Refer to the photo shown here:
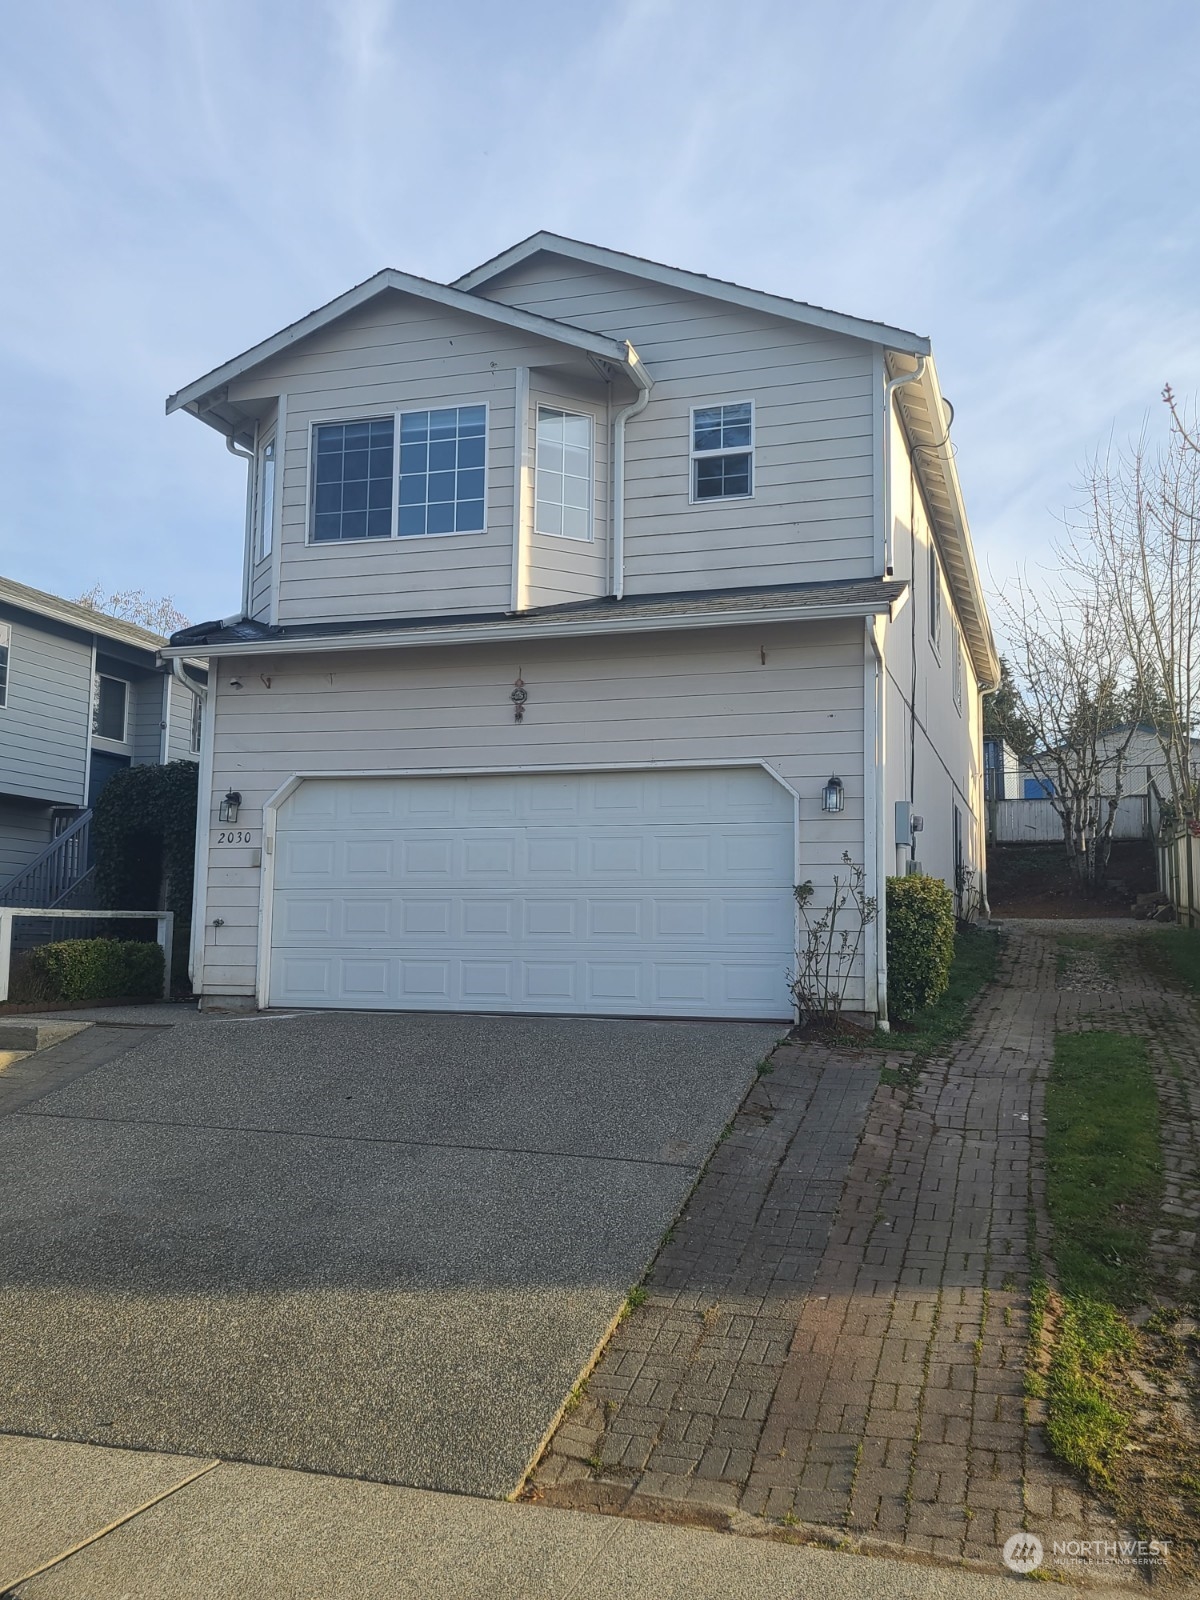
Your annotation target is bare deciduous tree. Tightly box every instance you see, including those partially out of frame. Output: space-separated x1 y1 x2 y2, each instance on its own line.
991 568 1140 887
1069 403 1200 827
75 585 189 636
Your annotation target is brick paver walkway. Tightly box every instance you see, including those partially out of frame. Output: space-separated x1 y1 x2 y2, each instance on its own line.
0 1025 163 1118
530 921 1200 1582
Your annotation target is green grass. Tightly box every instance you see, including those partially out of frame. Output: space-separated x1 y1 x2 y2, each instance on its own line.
1042 1296 1136 1487
1044 1031 1162 1305
871 929 999 1060
1141 925 1200 995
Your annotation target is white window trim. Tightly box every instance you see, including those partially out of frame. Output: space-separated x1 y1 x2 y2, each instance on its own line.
952 624 963 713
689 399 755 506
0 622 10 709
534 404 594 542
257 431 277 563
306 404 490 545
93 673 129 745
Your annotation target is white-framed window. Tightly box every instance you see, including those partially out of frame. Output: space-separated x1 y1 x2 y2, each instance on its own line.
691 400 753 501
535 406 592 540
310 406 488 542
93 675 128 742
929 539 943 652
952 626 963 712
190 691 202 753
257 433 276 561
0 622 9 708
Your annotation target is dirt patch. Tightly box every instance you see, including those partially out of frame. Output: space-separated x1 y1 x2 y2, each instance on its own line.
988 840 1157 919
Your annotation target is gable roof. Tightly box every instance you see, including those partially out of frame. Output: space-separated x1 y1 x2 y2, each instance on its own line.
166 267 642 437
453 231 932 357
0 576 167 655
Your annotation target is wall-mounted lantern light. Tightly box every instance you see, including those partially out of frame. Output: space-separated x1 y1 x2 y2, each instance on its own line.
821 774 845 814
218 789 242 824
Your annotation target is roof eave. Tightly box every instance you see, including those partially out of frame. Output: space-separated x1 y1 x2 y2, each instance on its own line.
166 268 636 423
454 232 932 358
159 587 910 662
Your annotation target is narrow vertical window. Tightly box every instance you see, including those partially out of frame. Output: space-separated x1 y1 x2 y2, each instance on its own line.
952 627 962 711
258 435 276 560
535 407 592 539
0 623 9 707
190 691 202 753
93 675 128 741
691 401 753 500
929 540 943 651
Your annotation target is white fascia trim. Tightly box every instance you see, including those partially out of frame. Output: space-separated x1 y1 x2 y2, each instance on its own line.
160 589 911 662
166 269 634 419
255 756 802 1015
453 232 932 358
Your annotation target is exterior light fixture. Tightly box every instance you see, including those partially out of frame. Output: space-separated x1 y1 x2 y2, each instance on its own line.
821 775 845 814
218 789 242 824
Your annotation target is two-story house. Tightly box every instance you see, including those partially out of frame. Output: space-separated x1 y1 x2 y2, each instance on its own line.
164 234 998 1024
0 578 203 907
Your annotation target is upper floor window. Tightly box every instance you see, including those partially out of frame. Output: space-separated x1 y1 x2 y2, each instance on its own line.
691 401 753 501
929 540 943 652
535 407 592 540
952 626 962 711
93 674 128 742
310 407 488 542
398 406 486 537
0 623 9 708
313 418 395 542
190 691 202 753
257 435 276 560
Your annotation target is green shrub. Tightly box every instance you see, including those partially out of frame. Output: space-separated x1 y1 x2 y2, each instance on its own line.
11 938 164 1004
886 874 956 1020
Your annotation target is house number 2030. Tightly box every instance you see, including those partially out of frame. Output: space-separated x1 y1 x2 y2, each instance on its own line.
215 830 254 845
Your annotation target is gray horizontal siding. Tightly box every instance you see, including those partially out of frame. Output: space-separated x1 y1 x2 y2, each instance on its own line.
199 621 866 996
478 255 879 596
0 796 55 887
0 617 91 806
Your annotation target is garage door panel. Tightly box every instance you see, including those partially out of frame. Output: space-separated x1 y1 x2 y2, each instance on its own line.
270 770 795 1019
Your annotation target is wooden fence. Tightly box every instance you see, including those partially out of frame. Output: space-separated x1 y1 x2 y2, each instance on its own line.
1156 829 1200 929
990 795 1151 845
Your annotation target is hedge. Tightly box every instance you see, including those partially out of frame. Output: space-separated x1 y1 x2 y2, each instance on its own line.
886 874 956 1020
10 938 164 1004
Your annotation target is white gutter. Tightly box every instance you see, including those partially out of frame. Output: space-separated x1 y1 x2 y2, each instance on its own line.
610 344 653 600
158 587 910 661
881 355 927 576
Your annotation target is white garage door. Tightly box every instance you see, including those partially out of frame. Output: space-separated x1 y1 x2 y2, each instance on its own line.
268 768 795 1019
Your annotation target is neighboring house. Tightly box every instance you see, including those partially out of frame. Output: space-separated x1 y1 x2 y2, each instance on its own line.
1014 725 1200 804
0 577 203 905
983 736 1021 801
164 233 999 1023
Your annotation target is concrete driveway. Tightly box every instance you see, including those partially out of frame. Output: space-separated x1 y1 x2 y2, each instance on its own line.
0 1010 780 1497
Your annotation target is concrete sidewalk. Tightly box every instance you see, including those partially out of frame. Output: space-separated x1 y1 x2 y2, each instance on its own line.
1 1434 1120 1599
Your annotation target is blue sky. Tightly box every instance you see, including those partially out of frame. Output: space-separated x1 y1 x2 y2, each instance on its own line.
1 0 1197 623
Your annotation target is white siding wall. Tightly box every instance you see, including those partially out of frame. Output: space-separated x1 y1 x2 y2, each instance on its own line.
881 407 984 902
0 616 90 806
198 621 867 1000
478 255 879 594
228 294 611 626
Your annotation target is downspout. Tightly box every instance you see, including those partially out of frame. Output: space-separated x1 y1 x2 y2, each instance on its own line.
227 431 255 619
171 657 209 987
611 343 653 600
881 355 927 576
869 619 890 1029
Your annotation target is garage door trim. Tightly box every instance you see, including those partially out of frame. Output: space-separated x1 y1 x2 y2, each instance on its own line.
255 760 800 1014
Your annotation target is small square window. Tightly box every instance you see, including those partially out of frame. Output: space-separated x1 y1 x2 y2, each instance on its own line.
691 401 753 501
94 675 127 742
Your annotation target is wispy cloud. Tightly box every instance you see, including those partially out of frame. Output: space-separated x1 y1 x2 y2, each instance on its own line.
0 0 1197 617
